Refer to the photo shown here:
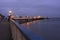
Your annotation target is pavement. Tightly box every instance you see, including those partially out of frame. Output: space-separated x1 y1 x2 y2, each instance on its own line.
0 18 12 40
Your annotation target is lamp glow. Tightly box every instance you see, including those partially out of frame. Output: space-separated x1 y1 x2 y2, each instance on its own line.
9 10 12 13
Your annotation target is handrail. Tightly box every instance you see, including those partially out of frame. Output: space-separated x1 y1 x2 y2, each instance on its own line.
10 20 43 40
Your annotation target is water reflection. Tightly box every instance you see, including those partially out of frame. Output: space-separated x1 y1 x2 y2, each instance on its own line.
21 20 39 29
21 20 43 37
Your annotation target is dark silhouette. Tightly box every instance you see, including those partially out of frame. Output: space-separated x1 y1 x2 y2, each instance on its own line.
8 15 11 23
0 14 5 21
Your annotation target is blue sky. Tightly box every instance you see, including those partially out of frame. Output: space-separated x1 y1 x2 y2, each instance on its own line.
0 0 60 18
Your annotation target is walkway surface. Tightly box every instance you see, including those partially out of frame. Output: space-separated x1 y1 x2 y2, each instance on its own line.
0 19 12 40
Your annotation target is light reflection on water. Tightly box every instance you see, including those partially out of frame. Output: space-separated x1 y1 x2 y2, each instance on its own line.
20 20 44 39
21 20 39 29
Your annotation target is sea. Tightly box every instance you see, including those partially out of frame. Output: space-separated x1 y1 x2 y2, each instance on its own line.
16 18 60 40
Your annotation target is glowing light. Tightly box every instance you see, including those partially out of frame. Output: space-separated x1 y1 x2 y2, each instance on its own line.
11 16 14 18
37 16 41 18
8 10 12 16
9 10 12 13
33 16 36 19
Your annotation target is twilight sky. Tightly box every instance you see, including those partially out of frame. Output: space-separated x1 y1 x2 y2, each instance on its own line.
0 0 60 18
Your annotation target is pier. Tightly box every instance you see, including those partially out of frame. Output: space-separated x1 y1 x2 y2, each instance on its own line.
13 16 48 20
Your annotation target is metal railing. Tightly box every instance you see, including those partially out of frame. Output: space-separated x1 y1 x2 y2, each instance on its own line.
10 20 42 40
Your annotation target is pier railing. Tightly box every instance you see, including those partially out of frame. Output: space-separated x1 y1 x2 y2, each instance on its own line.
10 19 42 40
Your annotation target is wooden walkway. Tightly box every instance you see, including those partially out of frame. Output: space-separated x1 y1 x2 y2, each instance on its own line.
0 19 12 40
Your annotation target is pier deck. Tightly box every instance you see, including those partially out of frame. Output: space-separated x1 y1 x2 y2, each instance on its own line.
0 19 12 40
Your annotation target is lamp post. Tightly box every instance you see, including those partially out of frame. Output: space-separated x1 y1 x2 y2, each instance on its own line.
8 10 12 22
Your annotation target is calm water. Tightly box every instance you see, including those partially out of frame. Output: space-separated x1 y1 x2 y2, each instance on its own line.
19 18 60 40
